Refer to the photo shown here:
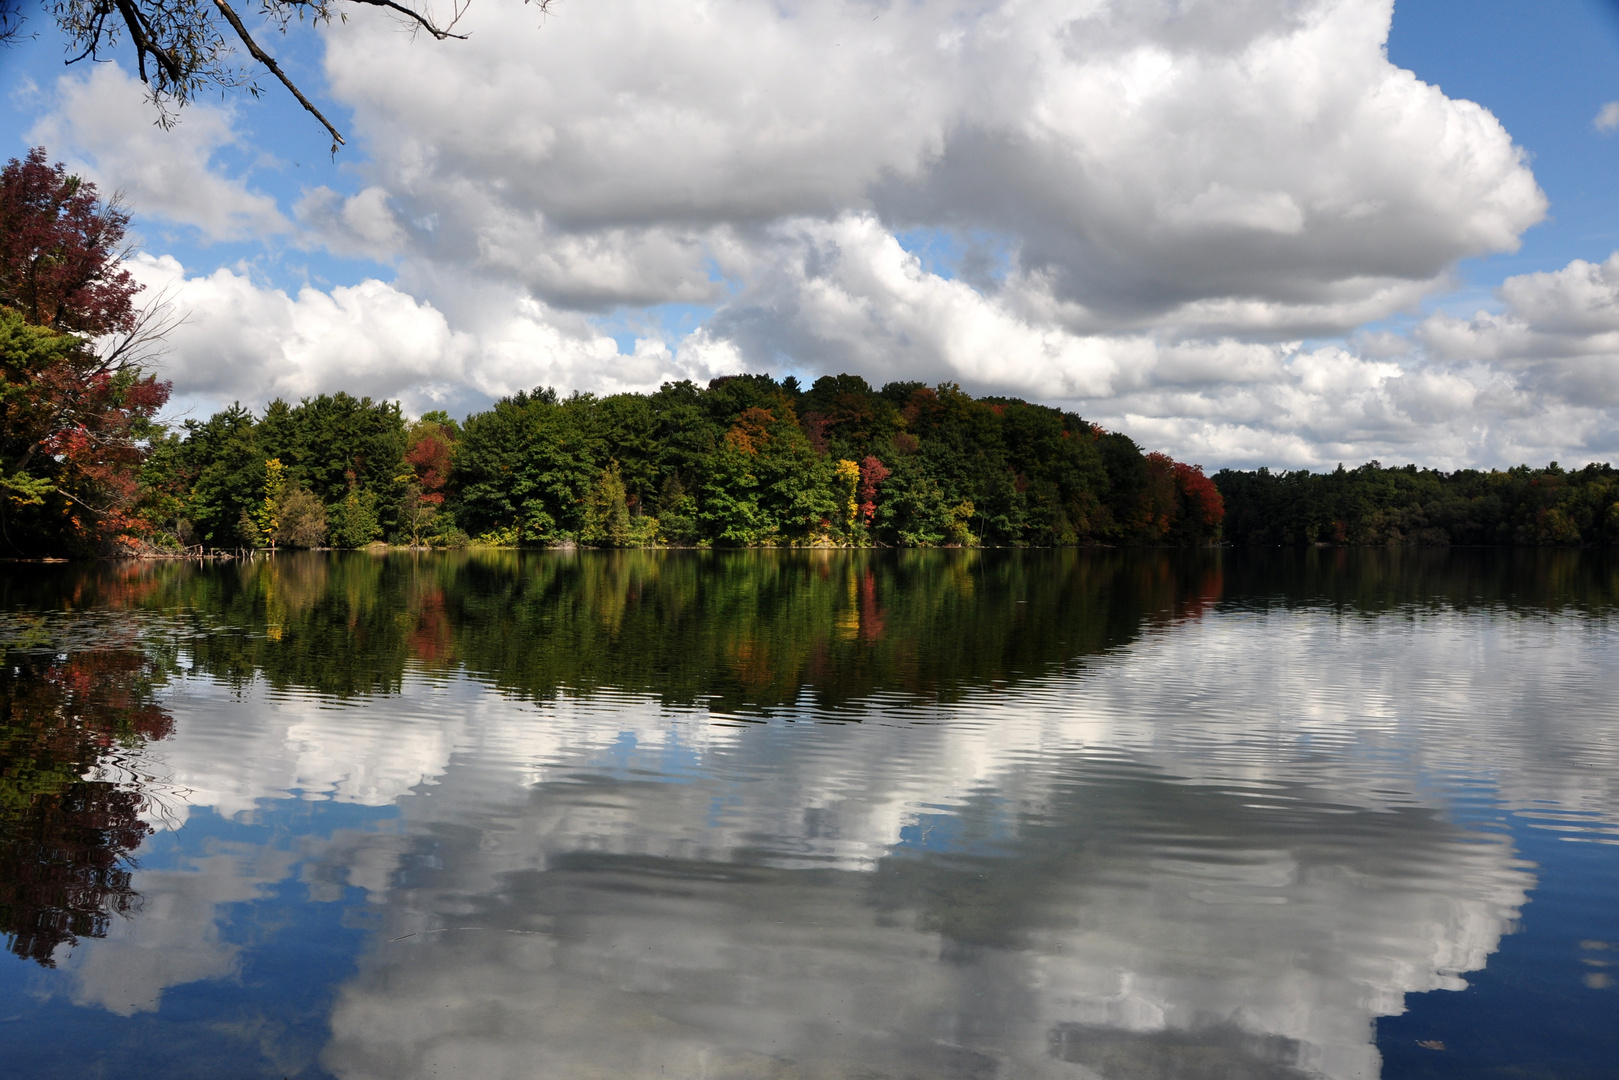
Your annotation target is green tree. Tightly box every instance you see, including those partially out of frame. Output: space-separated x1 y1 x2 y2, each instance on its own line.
580 462 632 547
259 392 408 536
180 404 262 550
328 483 382 548
276 486 328 548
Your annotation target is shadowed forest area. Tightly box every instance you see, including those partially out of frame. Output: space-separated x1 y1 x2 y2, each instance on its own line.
1213 461 1619 547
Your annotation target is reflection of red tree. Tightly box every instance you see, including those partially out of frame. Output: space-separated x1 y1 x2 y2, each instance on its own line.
859 568 886 642
410 589 455 664
0 652 173 966
1175 566 1226 623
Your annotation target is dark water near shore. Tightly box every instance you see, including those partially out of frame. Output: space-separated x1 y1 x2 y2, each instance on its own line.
0 549 1615 1079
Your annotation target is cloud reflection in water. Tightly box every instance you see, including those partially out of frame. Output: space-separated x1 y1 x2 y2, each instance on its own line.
6 552 1615 1079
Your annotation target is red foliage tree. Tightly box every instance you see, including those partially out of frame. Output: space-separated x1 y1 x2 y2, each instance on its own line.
405 422 455 507
1172 460 1225 531
0 148 139 336
0 148 171 556
1142 453 1225 545
857 455 890 526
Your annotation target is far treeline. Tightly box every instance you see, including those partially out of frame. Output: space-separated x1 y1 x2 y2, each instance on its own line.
1214 461 1619 547
137 377 1227 553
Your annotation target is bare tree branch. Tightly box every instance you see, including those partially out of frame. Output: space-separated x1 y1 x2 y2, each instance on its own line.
114 0 187 85
210 0 346 147
343 0 469 40
42 0 558 146
95 287 186 378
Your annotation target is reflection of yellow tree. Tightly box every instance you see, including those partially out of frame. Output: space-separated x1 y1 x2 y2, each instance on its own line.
254 548 332 642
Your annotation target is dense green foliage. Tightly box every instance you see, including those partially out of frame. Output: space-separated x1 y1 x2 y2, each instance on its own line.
1216 461 1619 546
154 374 1224 551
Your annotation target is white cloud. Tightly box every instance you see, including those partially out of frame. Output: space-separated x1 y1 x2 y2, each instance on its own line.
28 65 289 243
1417 253 1619 408
677 217 1619 468
294 185 409 260
31 0 1604 466
127 254 721 418
321 0 1544 331
1595 101 1619 132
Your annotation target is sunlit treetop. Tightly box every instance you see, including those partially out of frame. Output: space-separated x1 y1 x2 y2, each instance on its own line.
0 147 139 337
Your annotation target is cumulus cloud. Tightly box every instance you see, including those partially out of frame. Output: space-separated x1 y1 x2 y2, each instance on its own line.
324 0 1544 332
1417 253 1619 409
28 65 289 243
294 185 409 260
28 0 1602 466
683 216 1618 468
1596 101 1619 132
127 254 722 418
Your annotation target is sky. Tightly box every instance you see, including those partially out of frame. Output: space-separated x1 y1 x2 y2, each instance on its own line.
2 0 1618 470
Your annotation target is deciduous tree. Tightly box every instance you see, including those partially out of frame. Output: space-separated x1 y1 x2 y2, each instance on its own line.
0 150 170 556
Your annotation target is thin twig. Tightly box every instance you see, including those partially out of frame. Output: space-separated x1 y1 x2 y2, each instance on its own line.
345 0 469 40
211 0 346 147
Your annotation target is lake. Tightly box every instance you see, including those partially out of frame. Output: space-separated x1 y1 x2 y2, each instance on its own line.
1 549 1616 1079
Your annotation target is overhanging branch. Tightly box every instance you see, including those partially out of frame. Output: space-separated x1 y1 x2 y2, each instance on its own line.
211 0 346 147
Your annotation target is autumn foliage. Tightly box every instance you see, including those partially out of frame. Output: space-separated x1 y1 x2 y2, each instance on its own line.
0 148 138 336
0 149 171 557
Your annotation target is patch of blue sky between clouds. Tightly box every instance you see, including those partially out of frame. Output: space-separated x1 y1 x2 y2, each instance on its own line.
894 226 1016 288
593 254 736 357
1388 0 1619 285
595 301 718 357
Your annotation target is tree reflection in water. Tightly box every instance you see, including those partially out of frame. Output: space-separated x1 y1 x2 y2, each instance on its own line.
0 651 173 966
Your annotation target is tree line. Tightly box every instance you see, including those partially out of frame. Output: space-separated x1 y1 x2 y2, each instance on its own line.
10 146 1615 556
0 147 1229 556
139 375 1226 552
1214 461 1619 547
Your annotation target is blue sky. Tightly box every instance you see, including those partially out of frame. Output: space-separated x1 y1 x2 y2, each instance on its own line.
3 0 1619 468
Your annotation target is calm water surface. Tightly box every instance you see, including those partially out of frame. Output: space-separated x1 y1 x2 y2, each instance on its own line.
0 550 1616 1079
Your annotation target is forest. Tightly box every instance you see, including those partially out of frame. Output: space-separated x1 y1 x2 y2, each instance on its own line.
0 146 1216 557
136 377 1225 553
1213 461 1619 547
